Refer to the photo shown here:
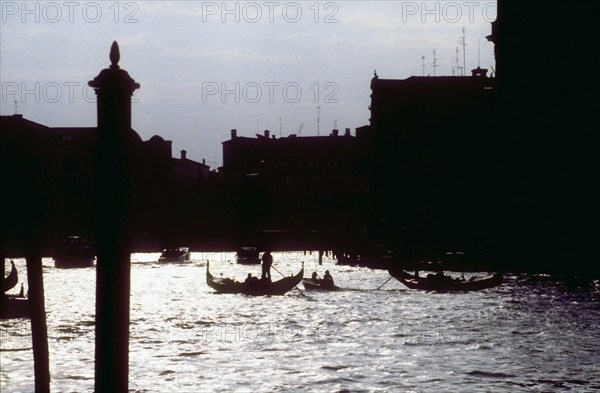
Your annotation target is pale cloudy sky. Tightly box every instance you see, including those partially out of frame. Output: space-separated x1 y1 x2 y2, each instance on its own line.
1 1 496 166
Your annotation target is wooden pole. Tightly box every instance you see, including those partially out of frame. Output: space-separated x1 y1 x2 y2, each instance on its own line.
376 275 394 290
89 41 139 392
22 161 50 392
26 249 50 392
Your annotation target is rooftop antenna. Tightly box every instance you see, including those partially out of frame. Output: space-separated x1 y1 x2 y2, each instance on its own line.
453 47 460 76
478 37 481 68
14 100 19 115
431 49 439 76
458 27 467 76
421 55 426 76
316 106 321 136
334 119 338 130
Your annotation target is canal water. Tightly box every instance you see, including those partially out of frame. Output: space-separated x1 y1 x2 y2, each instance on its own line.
2 253 599 392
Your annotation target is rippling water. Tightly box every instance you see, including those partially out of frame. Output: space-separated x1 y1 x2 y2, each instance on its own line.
2 253 599 392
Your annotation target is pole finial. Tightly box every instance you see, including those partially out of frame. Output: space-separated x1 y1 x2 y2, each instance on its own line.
110 41 120 69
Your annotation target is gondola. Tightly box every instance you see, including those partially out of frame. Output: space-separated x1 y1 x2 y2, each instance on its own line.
2 261 29 319
206 262 304 295
389 268 503 292
2 260 18 292
302 278 339 290
1 296 30 319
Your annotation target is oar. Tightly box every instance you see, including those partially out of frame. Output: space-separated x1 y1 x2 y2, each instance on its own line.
272 263 304 294
377 275 394 290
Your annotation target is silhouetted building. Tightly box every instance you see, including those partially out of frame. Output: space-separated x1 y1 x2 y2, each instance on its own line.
485 0 600 272
221 128 371 250
172 150 212 186
0 114 173 253
368 71 497 262
367 0 599 273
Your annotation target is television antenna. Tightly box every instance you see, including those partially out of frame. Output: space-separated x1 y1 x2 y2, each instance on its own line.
478 38 481 68
316 106 321 136
421 55 426 76
453 47 463 76
431 49 440 76
458 27 467 76
14 100 19 115
297 123 304 136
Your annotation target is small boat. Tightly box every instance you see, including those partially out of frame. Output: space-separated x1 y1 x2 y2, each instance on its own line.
0 296 30 319
335 245 394 270
302 278 339 290
54 235 95 268
206 261 304 296
236 246 261 264
389 268 503 292
158 247 192 263
2 262 29 319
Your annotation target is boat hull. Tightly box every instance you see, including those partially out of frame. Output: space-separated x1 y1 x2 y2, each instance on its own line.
302 278 339 290
0 296 30 319
158 248 191 263
389 269 503 292
236 257 261 265
2 261 18 292
54 236 95 268
236 247 261 264
207 263 303 296
54 256 95 268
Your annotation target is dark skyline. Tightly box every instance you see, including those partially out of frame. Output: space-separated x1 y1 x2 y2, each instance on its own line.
1 1 496 164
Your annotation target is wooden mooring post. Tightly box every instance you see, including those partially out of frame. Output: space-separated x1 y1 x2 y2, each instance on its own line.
26 248 50 392
88 41 139 392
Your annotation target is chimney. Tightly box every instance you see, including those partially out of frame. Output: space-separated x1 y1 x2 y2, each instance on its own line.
202 159 206 165
345 128 351 136
471 67 488 78
264 129 270 138
332 129 339 136
231 129 237 139
181 150 187 160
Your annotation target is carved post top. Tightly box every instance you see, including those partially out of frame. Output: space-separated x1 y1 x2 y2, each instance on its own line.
88 41 140 93
110 41 120 69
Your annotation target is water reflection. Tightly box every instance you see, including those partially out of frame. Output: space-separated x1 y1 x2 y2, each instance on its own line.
2 253 599 392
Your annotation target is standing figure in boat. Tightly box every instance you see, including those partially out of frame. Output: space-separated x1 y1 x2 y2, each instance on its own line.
323 270 334 284
261 250 273 281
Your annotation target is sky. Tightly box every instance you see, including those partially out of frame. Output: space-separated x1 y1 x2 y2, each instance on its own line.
1 1 497 167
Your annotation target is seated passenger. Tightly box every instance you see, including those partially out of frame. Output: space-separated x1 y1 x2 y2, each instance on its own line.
245 273 259 284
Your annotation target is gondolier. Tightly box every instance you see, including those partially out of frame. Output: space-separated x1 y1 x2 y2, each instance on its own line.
261 250 273 281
